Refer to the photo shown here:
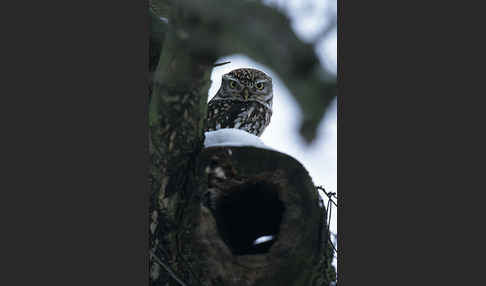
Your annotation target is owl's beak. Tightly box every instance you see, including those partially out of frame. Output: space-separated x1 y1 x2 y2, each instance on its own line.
243 88 249 100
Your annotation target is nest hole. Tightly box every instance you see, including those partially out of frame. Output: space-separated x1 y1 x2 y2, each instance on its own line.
214 181 285 255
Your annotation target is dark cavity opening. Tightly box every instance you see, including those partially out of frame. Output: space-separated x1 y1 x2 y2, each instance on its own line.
214 182 285 255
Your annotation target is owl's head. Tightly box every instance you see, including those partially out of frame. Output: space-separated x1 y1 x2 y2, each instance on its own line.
216 68 273 108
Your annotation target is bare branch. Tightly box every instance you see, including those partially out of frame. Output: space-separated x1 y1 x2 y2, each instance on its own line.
212 61 231 67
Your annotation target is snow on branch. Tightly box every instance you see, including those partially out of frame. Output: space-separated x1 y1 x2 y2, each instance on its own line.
204 128 274 150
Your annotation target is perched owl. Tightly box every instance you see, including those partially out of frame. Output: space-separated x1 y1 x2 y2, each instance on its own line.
205 68 273 137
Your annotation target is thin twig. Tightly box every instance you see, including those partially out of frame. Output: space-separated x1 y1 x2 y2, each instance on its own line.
213 61 231 67
326 203 338 254
150 250 187 286
329 237 337 253
324 197 331 249
317 185 338 255
317 186 338 207
327 201 337 255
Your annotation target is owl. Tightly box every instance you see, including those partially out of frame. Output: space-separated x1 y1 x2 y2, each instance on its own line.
205 68 273 137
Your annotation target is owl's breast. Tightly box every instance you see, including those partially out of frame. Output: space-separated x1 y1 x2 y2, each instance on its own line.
205 100 272 137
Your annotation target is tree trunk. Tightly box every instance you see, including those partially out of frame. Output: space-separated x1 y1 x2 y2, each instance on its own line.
195 146 336 286
148 1 337 285
150 145 335 286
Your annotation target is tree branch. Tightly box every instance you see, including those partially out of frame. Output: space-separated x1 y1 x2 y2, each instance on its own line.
148 1 337 285
193 146 337 285
176 0 337 142
149 2 217 285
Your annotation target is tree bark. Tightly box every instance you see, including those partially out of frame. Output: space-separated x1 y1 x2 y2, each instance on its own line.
195 146 336 286
148 1 337 285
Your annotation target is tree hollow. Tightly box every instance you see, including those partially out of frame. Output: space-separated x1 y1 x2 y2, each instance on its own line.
194 146 328 286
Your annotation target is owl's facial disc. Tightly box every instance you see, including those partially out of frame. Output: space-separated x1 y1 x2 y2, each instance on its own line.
219 70 273 106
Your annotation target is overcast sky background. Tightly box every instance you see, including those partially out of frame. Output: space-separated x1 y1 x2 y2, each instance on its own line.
208 0 338 251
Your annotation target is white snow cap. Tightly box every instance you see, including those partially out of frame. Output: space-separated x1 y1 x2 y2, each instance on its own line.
204 128 273 150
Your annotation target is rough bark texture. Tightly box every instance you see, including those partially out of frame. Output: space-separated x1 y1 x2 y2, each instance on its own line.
195 146 336 286
149 1 337 285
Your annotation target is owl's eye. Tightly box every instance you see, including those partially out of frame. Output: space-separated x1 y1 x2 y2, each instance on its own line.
255 82 264 90
229 81 237 89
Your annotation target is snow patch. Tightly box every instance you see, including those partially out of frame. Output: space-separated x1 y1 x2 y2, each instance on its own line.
204 128 273 150
253 235 275 245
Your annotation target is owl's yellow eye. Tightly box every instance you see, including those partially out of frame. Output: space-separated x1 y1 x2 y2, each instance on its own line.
229 81 237 88
255 83 264 90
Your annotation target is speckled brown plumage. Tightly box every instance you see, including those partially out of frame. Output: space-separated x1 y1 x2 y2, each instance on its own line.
205 68 273 137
